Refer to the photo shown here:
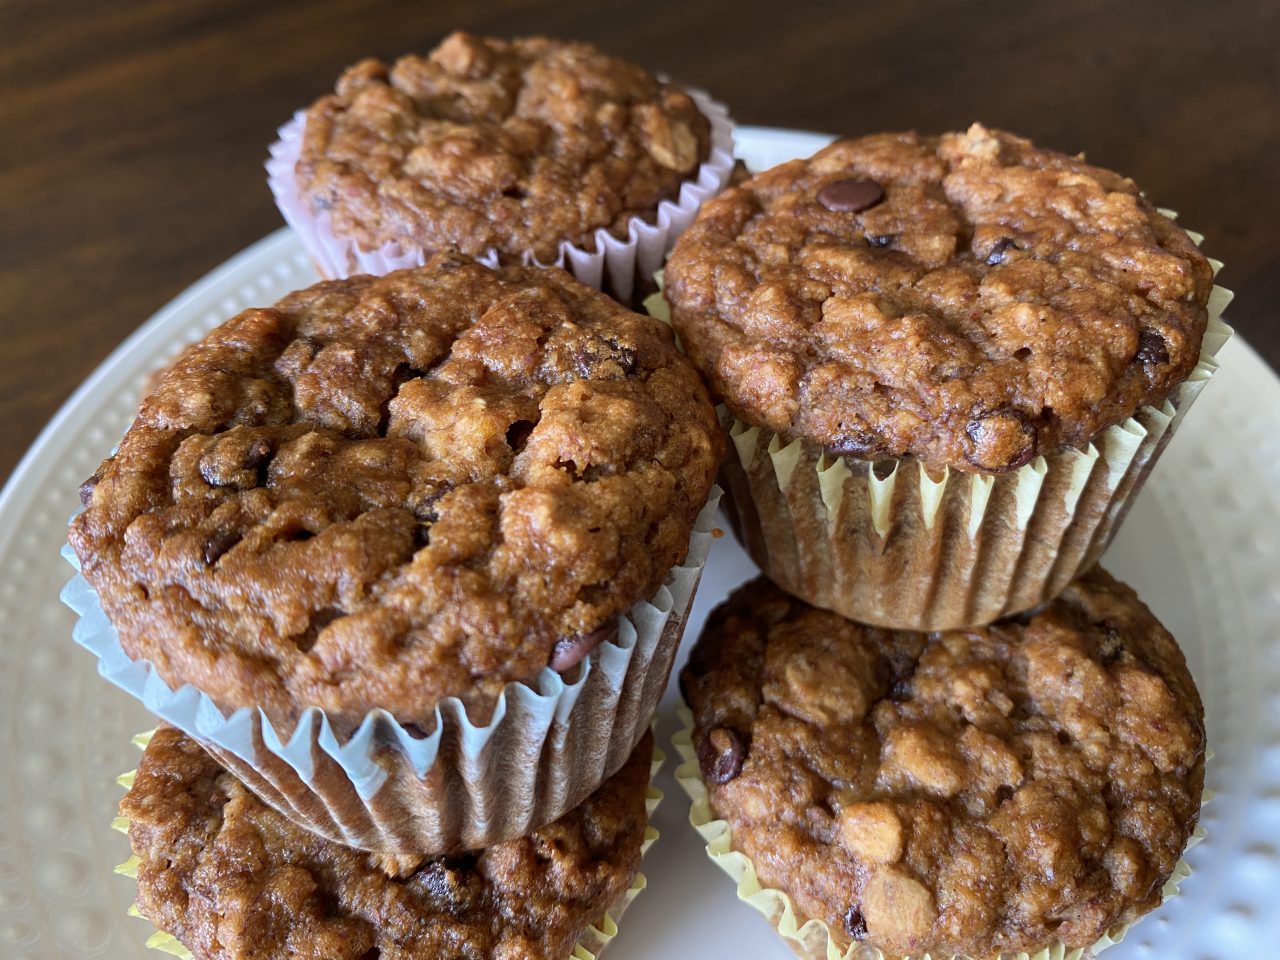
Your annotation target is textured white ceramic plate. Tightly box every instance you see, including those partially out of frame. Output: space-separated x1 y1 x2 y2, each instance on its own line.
2 127 1278 960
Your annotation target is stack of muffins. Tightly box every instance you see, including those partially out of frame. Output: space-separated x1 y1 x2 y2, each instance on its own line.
65 33 732 960
665 127 1228 959
60 29 1231 960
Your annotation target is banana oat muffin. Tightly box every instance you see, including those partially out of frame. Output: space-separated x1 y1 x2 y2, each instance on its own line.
70 254 721 732
295 31 712 267
663 124 1225 631
681 569 1205 959
122 726 653 960
666 124 1213 473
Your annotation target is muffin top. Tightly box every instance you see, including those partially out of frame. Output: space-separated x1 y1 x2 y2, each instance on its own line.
665 124 1213 472
122 725 652 960
70 255 721 731
296 31 712 264
681 569 1204 959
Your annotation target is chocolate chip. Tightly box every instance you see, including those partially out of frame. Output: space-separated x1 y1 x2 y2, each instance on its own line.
817 178 885 213
995 784 1015 806
548 621 620 672
866 232 895 248
964 408 1038 472
1134 329 1170 365
203 529 241 566
986 236 1017 265
573 337 637 380
1056 730 1071 745
697 726 748 784
843 905 868 940
244 439 272 468
78 471 102 507
825 430 883 459
1099 626 1126 666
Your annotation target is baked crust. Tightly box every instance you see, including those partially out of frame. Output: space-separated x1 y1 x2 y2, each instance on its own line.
297 32 711 264
682 569 1205 958
123 726 652 960
70 255 721 730
666 125 1213 472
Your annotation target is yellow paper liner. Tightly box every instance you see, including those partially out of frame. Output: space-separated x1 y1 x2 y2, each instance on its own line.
650 223 1232 631
673 708 1207 960
115 731 663 960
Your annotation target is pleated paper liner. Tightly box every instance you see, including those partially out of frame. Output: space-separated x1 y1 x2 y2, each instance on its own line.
673 708 1207 960
66 489 718 856
267 86 735 305
690 224 1231 630
114 731 664 960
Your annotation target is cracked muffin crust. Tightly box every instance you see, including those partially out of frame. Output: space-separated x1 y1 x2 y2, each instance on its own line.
681 570 1205 959
296 32 712 265
70 254 721 731
122 726 653 960
665 124 1213 473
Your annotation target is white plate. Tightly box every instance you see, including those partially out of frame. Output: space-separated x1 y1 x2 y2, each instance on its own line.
1 127 1277 960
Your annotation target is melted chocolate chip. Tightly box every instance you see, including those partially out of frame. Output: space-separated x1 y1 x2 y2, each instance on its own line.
1099 626 1126 666
843 905 868 940
866 232 895 248
825 430 884 459
817 178 885 214
986 236 1017 265
1135 329 1170 365
244 439 272 468
574 337 638 379
549 621 620 672
203 529 242 566
697 726 748 784
964 408 1038 472
78 471 102 507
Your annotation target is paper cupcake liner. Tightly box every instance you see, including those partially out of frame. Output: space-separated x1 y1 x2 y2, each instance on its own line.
64 488 718 855
673 708 1207 960
266 86 735 304
114 730 663 960
717 243 1231 630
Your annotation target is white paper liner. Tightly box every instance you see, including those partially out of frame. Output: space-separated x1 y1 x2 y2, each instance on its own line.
673 708 1207 960
712 243 1231 631
115 731 664 960
266 86 735 303
65 489 718 855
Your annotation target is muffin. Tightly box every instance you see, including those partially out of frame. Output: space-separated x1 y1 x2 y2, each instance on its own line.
268 31 735 303
676 570 1206 960
66 253 721 854
117 726 659 960
664 124 1231 629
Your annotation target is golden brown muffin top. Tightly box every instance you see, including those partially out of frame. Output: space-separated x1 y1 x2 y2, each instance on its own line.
681 569 1205 959
70 255 721 731
665 125 1213 472
122 726 652 960
296 32 711 264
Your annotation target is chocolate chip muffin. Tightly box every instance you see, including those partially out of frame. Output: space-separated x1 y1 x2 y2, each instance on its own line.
273 32 733 299
663 124 1228 629
121 726 654 960
71 254 721 732
680 570 1205 960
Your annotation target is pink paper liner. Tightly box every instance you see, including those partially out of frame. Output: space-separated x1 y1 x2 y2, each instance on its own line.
267 86 735 303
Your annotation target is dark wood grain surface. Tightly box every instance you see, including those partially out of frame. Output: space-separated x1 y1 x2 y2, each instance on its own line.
2 0 1277 484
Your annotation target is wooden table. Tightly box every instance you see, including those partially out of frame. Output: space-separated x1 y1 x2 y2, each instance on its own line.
3 0 1276 483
